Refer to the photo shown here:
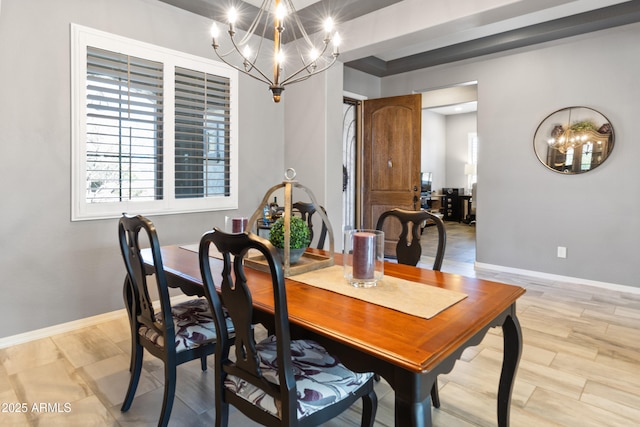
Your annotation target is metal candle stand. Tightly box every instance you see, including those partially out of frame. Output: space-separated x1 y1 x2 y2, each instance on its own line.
247 168 334 277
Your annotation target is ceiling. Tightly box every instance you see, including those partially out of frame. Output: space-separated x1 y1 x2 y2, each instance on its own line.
159 0 640 77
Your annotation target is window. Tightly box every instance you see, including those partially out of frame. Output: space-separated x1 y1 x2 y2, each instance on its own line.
84 47 164 204
71 24 238 220
174 67 231 199
580 142 593 171
565 147 574 169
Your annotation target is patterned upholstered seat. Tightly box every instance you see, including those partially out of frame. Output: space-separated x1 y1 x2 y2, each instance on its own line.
225 336 374 419
198 229 377 426
138 298 234 352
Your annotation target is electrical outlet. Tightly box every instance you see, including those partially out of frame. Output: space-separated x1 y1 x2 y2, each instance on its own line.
557 246 567 258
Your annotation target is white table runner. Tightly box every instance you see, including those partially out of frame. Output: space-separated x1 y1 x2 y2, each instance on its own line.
292 265 467 319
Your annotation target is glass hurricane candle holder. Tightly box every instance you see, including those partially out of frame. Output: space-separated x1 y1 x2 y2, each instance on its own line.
225 216 248 233
343 229 384 287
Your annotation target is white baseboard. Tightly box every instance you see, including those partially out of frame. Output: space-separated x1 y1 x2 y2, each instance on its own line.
0 309 127 349
475 262 640 294
0 294 194 349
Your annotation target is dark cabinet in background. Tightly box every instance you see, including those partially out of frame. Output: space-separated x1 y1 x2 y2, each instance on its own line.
442 188 465 222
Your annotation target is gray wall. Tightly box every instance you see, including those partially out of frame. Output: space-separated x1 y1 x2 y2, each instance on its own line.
0 0 285 338
363 23 640 288
421 111 447 192
421 111 477 193
445 112 477 191
343 66 381 99
284 64 345 250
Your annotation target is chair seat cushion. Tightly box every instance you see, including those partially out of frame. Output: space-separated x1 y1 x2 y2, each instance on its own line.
139 298 233 352
224 336 373 420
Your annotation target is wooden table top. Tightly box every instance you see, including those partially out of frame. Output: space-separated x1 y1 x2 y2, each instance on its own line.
153 245 525 374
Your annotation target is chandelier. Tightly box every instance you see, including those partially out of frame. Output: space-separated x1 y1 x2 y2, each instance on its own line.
546 109 611 154
210 0 341 103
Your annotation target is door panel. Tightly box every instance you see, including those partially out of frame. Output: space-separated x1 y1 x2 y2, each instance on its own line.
362 94 421 255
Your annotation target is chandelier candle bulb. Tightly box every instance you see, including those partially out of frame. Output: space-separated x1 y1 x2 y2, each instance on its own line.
324 17 334 36
275 2 286 20
210 23 219 46
333 33 341 54
228 7 237 30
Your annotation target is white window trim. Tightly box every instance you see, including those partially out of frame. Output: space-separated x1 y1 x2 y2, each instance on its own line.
70 24 238 221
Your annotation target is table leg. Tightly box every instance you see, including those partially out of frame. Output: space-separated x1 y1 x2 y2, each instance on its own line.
498 311 523 427
393 372 435 427
395 395 431 427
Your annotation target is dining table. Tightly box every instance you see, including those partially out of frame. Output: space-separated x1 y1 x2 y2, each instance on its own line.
141 245 525 427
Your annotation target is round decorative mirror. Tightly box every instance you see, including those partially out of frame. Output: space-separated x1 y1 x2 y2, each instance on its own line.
534 106 614 174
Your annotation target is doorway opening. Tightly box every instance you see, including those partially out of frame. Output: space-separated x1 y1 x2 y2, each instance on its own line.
342 97 361 230
421 82 478 269
341 87 478 272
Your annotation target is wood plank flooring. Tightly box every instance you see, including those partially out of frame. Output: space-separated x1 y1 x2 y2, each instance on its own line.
1 222 639 426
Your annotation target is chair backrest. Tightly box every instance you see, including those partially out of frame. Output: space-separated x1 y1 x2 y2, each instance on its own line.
118 214 175 347
292 201 328 249
199 229 299 422
375 208 446 270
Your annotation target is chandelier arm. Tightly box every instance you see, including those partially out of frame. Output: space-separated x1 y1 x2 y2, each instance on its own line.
236 0 269 45
281 52 337 87
289 27 323 70
227 33 275 85
212 47 273 86
284 0 314 46
282 61 336 86
278 0 322 62
213 47 247 59
235 13 268 74
279 39 330 85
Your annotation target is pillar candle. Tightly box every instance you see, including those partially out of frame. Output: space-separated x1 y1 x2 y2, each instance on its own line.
232 217 248 233
353 231 376 279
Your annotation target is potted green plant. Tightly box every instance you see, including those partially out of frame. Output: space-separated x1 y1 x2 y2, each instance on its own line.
269 216 311 264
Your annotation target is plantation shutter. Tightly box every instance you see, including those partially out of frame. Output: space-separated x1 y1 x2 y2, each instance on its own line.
174 67 231 198
85 47 164 203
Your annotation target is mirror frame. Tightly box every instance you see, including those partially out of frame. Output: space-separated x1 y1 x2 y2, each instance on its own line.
534 106 614 174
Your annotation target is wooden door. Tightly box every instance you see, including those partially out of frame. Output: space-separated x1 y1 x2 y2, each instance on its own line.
362 94 422 255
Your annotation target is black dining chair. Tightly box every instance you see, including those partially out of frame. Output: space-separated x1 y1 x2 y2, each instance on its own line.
375 208 447 271
118 214 233 427
375 208 446 407
292 201 328 249
199 229 377 426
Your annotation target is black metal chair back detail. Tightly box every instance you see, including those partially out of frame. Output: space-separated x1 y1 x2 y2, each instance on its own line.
199 229 377 426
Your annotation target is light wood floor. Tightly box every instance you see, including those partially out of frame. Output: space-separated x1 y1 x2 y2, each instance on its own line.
1 223 639 426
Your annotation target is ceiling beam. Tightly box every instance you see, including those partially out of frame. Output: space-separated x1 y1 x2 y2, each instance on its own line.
345 1 640 77
159 0 402 43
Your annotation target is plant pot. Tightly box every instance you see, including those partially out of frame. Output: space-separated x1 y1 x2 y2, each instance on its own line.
277 247 307 264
